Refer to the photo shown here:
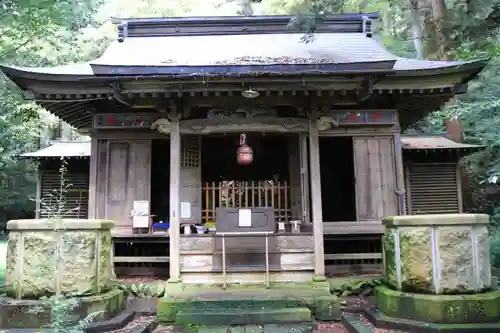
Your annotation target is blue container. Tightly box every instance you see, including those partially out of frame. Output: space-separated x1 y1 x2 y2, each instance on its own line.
151 222 170 229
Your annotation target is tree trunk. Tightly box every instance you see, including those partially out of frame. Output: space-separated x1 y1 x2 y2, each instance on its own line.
409 0 425 59
238 0 254 15
431 0 451 60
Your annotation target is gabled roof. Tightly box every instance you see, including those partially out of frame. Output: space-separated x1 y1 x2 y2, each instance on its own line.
1 32 486 79
0 14 487 79
0 14 488 130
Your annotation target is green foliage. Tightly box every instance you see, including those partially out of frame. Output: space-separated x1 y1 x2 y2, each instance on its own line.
29 295 104 333
329 277 384 297
116 281 166 298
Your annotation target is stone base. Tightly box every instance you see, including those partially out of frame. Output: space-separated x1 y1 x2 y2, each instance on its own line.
0 288 125 329
375 285 500 324
365 308 500 333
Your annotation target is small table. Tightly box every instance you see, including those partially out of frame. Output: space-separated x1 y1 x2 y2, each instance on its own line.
215 231 274 289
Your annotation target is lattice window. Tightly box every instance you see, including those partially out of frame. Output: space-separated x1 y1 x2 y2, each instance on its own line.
202 180 291 223
181 136 201 168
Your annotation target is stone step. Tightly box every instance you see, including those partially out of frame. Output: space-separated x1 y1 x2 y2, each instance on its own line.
175 307 312 326
197 323 314 333
157 297 315 322
341 314 372 333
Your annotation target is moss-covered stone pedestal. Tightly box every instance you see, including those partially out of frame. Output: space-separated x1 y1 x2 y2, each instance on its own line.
0 219 125 329
364 214 500 333
0 287 125 329
365 286 500 332
382 214 491 294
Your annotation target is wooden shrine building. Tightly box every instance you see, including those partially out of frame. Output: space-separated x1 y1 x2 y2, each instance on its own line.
3 13 487 282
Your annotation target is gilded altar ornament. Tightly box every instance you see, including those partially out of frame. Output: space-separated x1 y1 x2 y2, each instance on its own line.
236 133 253 165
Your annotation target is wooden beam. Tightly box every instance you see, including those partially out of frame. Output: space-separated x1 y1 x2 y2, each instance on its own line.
113 256 170 263
323 221 384 235
324 253 382 260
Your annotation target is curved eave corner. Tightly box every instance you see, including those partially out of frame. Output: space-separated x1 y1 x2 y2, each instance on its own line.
394 58 489 82
0 63 94 89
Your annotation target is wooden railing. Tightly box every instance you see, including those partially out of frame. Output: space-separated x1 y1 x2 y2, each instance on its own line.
202 180 291 224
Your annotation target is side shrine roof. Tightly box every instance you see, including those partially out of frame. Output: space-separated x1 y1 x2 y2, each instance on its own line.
22 141 91 159
22 137 484 160
0 14 487 79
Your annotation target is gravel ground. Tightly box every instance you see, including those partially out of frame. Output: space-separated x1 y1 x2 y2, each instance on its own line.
340 313 409 333
107 316 157 333
150 317 409 333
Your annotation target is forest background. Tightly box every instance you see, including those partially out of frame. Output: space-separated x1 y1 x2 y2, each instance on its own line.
1 0 500 260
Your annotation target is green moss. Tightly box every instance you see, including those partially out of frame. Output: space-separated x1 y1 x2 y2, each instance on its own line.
313 295 340 320
328 276 383 296
382 230 397 289
375 285 500 324
371 307 500 331
0 287 124 328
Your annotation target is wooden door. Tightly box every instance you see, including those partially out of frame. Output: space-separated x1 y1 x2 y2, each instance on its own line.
95 139 151 235
353 137 397 221
180 135 202 223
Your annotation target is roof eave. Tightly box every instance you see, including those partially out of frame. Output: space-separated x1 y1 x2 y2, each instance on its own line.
393 58 489 80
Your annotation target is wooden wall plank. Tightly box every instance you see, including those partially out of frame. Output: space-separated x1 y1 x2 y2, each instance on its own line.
354 137 397 220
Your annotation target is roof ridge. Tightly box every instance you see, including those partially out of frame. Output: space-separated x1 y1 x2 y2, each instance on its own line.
112 13 380 42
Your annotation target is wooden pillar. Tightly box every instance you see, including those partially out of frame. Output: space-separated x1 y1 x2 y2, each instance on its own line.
35 169 42 219
88 137 98 219
308 116 325 278
169 117 181 281
393 128 406 215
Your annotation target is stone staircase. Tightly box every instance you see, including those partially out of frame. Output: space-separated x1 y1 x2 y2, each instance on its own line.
157 283 338 332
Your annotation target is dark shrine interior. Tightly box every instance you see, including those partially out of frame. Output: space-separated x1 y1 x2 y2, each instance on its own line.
319 136 357 222
150 139 170 223
150 135 357 223
201 134 290 182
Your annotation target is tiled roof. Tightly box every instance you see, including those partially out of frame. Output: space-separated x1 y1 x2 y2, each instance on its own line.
1 33 482 77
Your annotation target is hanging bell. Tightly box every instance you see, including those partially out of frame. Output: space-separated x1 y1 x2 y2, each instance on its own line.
237 144 254 165
236 133 253 165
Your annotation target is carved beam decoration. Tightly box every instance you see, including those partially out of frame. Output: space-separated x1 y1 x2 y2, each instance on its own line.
206 107 278 119
151 118 171 134
317 116 339 131
180 117 309 134
151 100 182 134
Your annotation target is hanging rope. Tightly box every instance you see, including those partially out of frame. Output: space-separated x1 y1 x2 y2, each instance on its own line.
239 133 247 146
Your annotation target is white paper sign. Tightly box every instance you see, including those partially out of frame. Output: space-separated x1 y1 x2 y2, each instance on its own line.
181 202 192 219
238 209 252 227
133 200 149 216
133 215 149 228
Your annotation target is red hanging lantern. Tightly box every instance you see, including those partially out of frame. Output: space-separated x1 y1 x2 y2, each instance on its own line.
236 133 253 165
